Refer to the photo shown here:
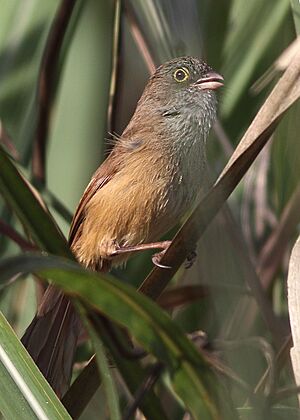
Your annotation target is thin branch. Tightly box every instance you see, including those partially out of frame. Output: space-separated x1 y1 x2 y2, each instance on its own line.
0 219 38 251
32 0 78 185
122 363 163 420
125 4 156 74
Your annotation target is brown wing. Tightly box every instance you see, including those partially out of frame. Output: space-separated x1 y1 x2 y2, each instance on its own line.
68 151 122 246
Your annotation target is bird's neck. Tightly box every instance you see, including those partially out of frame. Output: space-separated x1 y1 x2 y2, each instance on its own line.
121 91 217 168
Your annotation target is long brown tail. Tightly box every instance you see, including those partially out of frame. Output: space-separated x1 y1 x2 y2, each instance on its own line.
21 286 81 397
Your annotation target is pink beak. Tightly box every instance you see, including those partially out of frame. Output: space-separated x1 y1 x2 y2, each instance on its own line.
194 71 224 90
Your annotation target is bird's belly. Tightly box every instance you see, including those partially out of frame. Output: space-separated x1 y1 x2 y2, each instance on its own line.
73 153 205 269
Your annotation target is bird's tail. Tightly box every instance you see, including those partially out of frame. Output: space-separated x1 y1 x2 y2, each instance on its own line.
21 286 81 397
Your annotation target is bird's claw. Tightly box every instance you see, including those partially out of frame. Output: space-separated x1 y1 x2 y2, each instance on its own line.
152 250 171 269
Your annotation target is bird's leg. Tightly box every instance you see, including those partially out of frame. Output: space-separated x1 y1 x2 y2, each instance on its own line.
110 240 172 269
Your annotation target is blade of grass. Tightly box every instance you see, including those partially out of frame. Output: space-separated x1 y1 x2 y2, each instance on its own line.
0 311 71 420
287 235 300 404
290 0 300 34
221 0 290 118
83 318 121 420
0 145 71 256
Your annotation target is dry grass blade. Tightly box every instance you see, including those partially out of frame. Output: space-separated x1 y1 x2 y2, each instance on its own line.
258 184 300 289
139 49 300 300
251 36 300 94
287 236 300 405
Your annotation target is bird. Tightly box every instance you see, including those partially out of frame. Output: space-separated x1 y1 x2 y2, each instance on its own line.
22 56 224 396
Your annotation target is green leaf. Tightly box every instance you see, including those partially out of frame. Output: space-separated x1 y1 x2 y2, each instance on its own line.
0 146 71 257
221 0 290 119
0 253 237 420
84 319 121 420
290 0 300 34
0 311 71 420
238 405 300 419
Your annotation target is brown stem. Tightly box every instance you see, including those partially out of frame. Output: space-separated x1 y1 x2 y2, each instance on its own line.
32 0 78 185
125 3 156 73
0 219 37 251
122 363 163 420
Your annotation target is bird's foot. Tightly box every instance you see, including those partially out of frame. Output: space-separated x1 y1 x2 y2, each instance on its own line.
111 240 171 263
184 249 197 269
152 249 171 269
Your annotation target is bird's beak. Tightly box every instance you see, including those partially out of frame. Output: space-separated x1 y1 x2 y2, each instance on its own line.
194 71 224 90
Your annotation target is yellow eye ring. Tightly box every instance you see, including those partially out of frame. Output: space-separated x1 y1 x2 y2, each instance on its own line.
173 67 189 82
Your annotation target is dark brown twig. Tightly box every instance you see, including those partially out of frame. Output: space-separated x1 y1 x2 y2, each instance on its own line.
32 0 77 185
0 219 38 251
125 4 156 73
122 363 164 420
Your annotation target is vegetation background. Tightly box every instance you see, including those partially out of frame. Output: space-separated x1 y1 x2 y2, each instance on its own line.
0 0 300 419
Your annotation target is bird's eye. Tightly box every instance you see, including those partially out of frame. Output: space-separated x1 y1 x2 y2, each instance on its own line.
173 67 189 83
